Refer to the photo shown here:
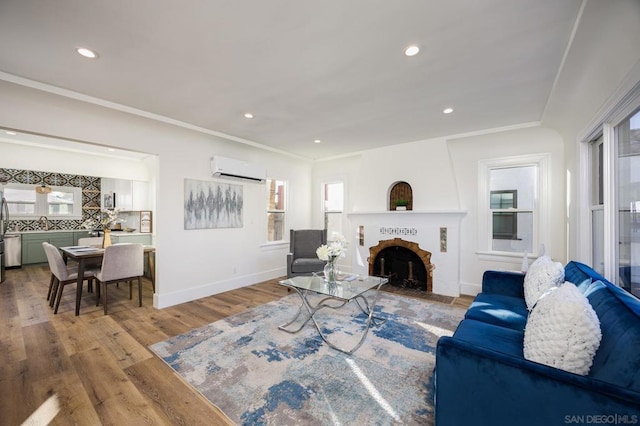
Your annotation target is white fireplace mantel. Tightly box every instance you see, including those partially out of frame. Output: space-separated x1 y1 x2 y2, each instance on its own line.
347 210 467 216
347 210 467 297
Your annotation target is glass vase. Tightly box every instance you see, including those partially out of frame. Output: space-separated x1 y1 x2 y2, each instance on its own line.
324 260 338 284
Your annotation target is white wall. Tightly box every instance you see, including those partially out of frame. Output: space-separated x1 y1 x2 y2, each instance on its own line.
313 126 565 295
543 0 640 263
0 79 313 308
0 140 152 181
350 138 460 212
313 138 461 273
448 126 565 294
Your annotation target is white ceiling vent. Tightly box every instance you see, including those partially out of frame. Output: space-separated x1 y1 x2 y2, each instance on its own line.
211 156 266 183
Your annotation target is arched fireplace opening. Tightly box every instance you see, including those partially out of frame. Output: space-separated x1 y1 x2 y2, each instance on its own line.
369 238 433 292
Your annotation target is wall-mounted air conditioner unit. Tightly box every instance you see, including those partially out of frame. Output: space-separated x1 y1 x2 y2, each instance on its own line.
210 156 266 183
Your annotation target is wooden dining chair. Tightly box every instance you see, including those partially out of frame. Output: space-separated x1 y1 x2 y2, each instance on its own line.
42 242 98 314
95 243 144 315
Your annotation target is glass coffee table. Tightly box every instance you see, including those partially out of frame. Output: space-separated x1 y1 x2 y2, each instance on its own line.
278 274 388 355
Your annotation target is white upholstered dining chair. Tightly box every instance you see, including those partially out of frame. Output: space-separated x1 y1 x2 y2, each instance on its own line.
94 243 144 315
77 236 105 292
77 237 104 247
42 242 98 314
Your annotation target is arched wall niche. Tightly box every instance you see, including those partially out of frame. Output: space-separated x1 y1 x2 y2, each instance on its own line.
388 181 413 211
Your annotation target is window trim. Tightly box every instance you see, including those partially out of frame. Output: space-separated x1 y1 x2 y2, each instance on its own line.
477 153 550 258
266 178 287 243
3 182 83 220
577 69 640 281
322 181 345 239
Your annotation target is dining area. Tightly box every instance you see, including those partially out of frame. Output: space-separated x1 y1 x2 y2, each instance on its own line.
0 242 280 425
44 239 156 316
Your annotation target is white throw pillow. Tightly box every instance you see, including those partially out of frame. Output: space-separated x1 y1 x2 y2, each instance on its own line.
524 255 565 310
523 282 602 376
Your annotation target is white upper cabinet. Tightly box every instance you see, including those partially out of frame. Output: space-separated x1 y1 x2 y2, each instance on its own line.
101 178 150 211
132 180 150 210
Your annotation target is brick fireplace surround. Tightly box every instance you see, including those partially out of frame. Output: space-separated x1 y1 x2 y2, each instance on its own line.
368 238 434 292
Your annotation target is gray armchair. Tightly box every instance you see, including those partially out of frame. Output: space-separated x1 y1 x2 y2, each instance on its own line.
287 229 327 278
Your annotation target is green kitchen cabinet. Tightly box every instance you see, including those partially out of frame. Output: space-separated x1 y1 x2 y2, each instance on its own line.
22 232 75 264
73 231 90 245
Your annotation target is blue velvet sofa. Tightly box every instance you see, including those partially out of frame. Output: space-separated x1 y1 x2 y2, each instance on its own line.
435 261 640 426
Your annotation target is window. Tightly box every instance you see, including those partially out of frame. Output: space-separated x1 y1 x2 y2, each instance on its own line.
580 76 640 298
590 135 605 274
615 109 640 296
3 183 82 219
323 182 344 239
47 189 76 215
490 190 518 240
266 179 286 242
478 154 549 257
5 186 36 215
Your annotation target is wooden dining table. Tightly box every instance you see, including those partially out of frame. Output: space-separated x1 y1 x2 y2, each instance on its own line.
59 245 156 316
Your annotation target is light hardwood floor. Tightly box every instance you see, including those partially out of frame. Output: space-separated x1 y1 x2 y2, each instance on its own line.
0 265 472 425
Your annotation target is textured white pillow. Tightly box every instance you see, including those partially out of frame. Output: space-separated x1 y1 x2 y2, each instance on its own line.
524 255 565 310
523 282 602 376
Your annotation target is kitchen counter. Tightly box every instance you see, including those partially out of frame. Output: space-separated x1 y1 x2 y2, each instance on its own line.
108 231 153 237
13 229 75 234
15 230 154 264
14 230 152 237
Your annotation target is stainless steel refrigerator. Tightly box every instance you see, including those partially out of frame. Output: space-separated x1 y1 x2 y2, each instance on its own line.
1 188 8 283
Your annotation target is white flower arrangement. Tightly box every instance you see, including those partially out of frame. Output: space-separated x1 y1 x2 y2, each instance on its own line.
82 208 122 230
316 232 348 262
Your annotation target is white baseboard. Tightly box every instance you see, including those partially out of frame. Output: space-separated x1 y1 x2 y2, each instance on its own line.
152 267 473 308
460 281 481 297
153 267 286 309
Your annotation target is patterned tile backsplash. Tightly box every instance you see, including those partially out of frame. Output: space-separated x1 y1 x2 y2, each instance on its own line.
1 167 102 232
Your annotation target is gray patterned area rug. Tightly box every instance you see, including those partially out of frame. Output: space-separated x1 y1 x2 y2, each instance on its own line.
150 292 465 425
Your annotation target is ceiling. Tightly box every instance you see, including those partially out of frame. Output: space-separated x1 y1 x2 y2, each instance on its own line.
0 0 583 160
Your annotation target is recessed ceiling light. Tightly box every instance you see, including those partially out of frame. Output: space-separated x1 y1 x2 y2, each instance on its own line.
443 107 454 114
5 131 17 135
243 113 254 119
76 47 98 59
314 139 321 144
107 148 116 152
404 45 420 57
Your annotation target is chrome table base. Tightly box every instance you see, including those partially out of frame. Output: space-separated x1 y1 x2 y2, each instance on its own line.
279 281 386 355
